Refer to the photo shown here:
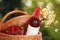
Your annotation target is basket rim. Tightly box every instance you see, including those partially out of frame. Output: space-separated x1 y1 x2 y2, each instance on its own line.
0 32 42 37
5 15 32 24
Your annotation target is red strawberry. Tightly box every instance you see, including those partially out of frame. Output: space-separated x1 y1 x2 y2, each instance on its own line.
10 25 15 31
5 28 10 34
1 25 23 35
5 25 15 35
9 25 15 34
15 26 23 35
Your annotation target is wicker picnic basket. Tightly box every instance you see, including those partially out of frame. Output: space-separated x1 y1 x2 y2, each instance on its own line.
0 10 42 40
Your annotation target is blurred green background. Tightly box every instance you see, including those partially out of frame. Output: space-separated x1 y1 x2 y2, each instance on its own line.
0 0 60 40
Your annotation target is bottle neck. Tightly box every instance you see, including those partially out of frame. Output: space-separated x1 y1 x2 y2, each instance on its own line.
34 7 40 18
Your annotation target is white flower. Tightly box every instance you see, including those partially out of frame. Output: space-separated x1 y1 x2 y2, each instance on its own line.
37 2 44 7
54 20 58 25
46 2 54 10
22 0 32 7
55 29 58 32
40 8 55 25
42 8 49 19
45 18 54 25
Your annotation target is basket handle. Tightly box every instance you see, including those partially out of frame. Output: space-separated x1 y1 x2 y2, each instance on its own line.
1 10 27 24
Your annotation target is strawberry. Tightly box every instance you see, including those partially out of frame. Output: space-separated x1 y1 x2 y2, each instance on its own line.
9 25 16 35
5 25 15 35
10 25 15 31
10 25 15 34
1 25 23 35
5 28 10 34
15 26 23 35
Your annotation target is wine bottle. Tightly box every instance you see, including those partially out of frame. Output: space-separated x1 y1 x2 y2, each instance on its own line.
26 7 41 35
